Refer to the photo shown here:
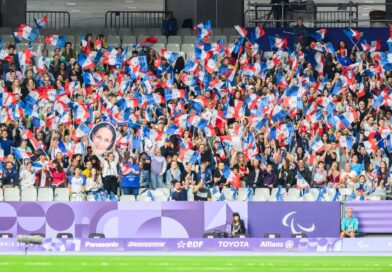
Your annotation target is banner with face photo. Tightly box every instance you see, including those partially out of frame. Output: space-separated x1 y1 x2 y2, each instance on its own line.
89 122 117 155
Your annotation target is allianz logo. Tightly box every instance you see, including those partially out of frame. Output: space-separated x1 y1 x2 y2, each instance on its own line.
218 241 249 248
260 240 295 249
177 241 204 248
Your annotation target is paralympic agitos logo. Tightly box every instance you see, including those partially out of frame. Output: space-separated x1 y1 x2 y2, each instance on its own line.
282 211 316 233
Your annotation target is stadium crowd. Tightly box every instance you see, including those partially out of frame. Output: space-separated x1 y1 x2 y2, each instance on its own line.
0 17 391 201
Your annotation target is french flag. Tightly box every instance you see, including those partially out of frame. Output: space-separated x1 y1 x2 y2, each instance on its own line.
164 88 186 101
343 28 360 41
34 16 48 29
45 35 66 48
73 123 92 140
179 149 199 164
160 49 178 64
77 52 95 70
360 39 381 52
166 124 181 135
310 138 324 153
195 21 212 41
58 140 69 155
20 129 42 150
339 136 354 149
311 29 327 42
12 147 33 160
269 36 287 50
234 25 248 38
0 50 13 62
254 24 265 40
188 115 208 130
16 24 38 42
73 102 90 124
137 36 158 48
18 49 36 66
183 59 198 73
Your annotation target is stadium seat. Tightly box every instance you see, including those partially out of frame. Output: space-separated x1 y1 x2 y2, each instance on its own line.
101 28 118 36
221 188 234 201
177 28 192 36
237 188 250 201
107 35 121 47
182 35 195 44
152 43 165 52
118 28 133 37
1 34 14 44
119 195 136 201
148 28 162 36
212 35 227 43
0 189 3 201
156 188 170 197
222 27 238 36
168 35 182 44
254 188 270 201
166 43 180 53
121 35 137 46
185 51 195 60
65 35 76 46
134 28 148 36
288 188 301 198
38 188 54 201
155 35 167 44
212 28 222 35
54 188 69 201
228 35 241 43
21 187 37 201
4 188 20 201
181 43 195 55
187 189 194 201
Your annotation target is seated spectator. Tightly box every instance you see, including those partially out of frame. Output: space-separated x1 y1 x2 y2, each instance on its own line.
149 147 166 189
350 155 364 176
49 160 67 188
231 212 246 237
166 161 182 186
328 161 341 187
340 208 359 238
2 162 19 189
312 161 328 188
19 162 36 190
213 162 228 189
162 12 177 36
247 160 263 189
35 165 52 187
170 179 189 201
193 180 211 201
341 163 358 189
68 166 86 201
86 168 103 200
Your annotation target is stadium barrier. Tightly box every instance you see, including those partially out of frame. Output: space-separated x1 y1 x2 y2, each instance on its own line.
0 237 392 252
0 201 340 238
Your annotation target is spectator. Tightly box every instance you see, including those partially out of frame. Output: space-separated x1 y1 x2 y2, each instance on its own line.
2 162 19 189
262 164 277 189
49 160 67 188
19 162 36 190
293 17 310 47
68 166 86 201
340 208 359 238
162 12 177 36
97 150 119 196
149 147 166 189
85 168 103 200
312 161 328 188
247 160 263 189
0 131 13 156
35 165 52 188
121 157 140 197
166 161 182 185
170 179 188 201
139 152 151 188
61 42 76 63
193 179 211 201
341 163 358 189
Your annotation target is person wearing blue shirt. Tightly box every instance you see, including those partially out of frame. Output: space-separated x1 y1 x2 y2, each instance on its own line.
1 162 19 190
68 166 86 201
340 208 359 238
121 158 140 197
162 12 177 36
0 131 13 156
350 155 364 176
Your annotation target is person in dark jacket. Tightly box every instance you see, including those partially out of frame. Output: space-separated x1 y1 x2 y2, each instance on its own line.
296 159 312 185
231 212 246 237
278 158 296 189
293 17 310 47
162 12 177 36
2 162 19 189
246 160 263 188
262 164 277 188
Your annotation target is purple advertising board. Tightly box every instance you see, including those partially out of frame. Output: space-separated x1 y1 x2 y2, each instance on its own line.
345 201 392 234
248 202 341 238
0 202 341 238
0 238 343 252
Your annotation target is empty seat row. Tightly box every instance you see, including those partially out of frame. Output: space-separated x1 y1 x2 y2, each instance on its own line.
1 187 70 201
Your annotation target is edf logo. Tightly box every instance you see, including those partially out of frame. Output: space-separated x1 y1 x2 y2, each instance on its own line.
177 240 204 249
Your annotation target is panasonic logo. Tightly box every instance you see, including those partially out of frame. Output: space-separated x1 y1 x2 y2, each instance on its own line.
84 242 119 248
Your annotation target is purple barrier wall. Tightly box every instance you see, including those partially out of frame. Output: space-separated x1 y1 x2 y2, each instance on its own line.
0 202 341 238
345 201 392 233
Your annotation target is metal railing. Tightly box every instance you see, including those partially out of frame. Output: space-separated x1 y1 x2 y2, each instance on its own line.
105 11 166 29
26 11 70 28
245 1 391 28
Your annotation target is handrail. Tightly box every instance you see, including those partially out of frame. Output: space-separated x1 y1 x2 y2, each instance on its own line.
105 11 166 29
26 11 70 28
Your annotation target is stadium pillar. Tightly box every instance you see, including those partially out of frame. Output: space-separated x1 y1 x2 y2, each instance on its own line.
166 0 243 28
387 0 392 21
0 0 26 27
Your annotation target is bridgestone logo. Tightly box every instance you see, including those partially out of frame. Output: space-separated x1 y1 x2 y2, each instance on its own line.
127 242 166 248
84 242 119 248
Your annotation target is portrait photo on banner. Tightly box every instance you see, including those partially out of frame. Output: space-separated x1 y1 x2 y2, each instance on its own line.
89 122 117 155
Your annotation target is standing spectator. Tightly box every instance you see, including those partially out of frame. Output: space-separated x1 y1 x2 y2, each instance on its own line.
61 42 76 62
0 131 12 156
213 162 227 189
312 161 328 188
262 164 277 189
35 165 52 188
68 166 86 201
247 160 263 189
19 162 36 190
49 160 67 188
293 17 310 47
150 148 166 189
166 161 182 185
86 168 103 200
193 180 211 201
170 179 189 201
162 12 177 36
97 150 119 196
340 208 359 238
139 152 151 188
121 157 140 197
